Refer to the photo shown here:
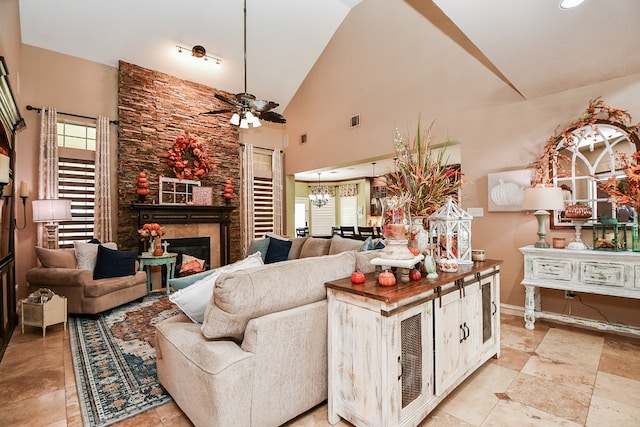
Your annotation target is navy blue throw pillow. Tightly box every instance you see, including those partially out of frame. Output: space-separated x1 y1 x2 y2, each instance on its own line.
264 238 292 264
93 244 137 280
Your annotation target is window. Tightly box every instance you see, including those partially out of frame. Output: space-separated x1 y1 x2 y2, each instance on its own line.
252 150 276 238
57 122 96 248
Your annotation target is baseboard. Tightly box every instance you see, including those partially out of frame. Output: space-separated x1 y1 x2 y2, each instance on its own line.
500 303 524 317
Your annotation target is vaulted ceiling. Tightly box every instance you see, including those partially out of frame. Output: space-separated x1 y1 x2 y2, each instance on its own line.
17 0 640 181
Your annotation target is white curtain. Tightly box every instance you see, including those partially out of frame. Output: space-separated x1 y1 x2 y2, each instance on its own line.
272 150 283 236
241 144 255 257
37 108 58 247
94 116 111 242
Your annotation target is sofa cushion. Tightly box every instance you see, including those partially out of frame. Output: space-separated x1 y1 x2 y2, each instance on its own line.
328 235 367 255
355 250 379 274
299 238 331 258
201 251 357 340
34 247 76 269
265 238 292 264
74 241 118 271
247 238 270 262
288 236 309 260
169 252 264 323
93 245 137 280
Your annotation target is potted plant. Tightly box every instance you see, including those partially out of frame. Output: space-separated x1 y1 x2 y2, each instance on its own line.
384 121 463 253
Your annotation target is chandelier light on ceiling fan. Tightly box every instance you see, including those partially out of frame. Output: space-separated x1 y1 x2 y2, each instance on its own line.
201 0 286 128
309 173 330 208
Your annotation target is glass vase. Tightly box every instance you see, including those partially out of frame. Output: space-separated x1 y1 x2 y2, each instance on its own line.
408 216 429 254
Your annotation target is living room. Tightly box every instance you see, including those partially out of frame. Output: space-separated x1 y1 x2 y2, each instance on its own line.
2 0 640 426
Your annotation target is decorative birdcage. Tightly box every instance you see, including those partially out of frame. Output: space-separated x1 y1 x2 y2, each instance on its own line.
429 197 472 264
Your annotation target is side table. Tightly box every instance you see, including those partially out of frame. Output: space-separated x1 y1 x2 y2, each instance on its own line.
21 293 67 337
138 252 178 294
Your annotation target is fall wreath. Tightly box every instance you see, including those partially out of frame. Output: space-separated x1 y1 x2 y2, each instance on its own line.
167 132 213 180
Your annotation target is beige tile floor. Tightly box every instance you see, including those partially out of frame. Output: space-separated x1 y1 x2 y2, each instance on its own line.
1 314 639 426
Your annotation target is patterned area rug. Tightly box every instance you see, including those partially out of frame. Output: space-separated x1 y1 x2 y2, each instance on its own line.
69 294 181 427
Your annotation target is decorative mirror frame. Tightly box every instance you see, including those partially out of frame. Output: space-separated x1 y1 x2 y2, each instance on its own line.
530 98 640 228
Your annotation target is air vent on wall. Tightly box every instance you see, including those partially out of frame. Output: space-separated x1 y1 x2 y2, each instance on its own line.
300 134 307 144
349 114 360 128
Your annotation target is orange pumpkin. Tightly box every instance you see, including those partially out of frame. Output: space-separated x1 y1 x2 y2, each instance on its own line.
351 271 366 284
378 270 396 287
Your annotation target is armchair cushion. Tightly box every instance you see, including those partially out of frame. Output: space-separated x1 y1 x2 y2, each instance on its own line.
93 245 137 280
34 247 76 269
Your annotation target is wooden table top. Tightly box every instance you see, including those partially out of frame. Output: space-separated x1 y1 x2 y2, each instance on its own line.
325 259 502 304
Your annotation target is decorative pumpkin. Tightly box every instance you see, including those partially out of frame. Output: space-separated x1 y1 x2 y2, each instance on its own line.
378 270 396 287
409 268 421 281
223 179 234 200
351 271 366 284
408 246 421 256
136 172 150 201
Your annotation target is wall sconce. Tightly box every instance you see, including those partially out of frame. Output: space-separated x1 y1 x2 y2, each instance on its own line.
32 199 72 249
12 180 29 230
176 45 222 68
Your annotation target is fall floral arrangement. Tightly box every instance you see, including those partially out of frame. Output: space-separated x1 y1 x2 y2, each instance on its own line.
385 121 463 217
137 223 164 238
531 97 640 185
167 132 213 180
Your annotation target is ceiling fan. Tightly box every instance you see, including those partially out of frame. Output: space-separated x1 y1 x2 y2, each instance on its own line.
201 0 286 127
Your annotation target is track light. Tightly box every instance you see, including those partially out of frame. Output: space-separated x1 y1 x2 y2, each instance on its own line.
176 45 222 66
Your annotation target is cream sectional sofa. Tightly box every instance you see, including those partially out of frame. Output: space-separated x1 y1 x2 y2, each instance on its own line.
155 248 377 427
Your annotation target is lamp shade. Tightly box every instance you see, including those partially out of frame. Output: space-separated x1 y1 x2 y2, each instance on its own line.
0 154 9 184
32 199 72 222
521 187 565 211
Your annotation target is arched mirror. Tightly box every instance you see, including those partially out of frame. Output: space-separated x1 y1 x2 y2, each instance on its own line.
552 119 640 227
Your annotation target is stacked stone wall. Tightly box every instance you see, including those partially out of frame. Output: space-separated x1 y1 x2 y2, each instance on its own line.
117 61 241 262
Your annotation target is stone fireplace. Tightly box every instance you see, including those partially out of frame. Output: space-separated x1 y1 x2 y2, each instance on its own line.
131 203 235 268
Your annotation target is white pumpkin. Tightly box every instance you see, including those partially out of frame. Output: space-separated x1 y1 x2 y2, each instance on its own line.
491 179 525 206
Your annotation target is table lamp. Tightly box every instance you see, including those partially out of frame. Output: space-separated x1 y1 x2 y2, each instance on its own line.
521 187 565 248
32 199 72 249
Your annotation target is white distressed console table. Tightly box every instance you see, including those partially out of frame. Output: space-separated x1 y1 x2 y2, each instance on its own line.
325 260 501 426
520 245 640 336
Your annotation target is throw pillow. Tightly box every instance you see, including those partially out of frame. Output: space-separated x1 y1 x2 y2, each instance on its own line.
34 247 77 269
74 241 118 271
93 245 137 280
247 237 270 262
265 237 292 264
180 254 205 275
169 251 264 323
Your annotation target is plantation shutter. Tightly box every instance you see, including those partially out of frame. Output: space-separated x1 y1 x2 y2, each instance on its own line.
253 176 275 238
57 157 95 248
340 196 358 227
311 198 335 235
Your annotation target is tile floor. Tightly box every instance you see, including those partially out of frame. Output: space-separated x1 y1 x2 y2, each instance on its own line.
1 314 639 426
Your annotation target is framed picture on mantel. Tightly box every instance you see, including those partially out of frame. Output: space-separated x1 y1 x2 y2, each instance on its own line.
192 187 213 206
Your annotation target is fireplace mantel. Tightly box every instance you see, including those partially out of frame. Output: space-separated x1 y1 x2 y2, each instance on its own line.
131 203 235 266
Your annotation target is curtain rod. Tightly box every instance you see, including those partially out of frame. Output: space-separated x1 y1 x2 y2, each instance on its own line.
239 142 283 153
25 105 119 125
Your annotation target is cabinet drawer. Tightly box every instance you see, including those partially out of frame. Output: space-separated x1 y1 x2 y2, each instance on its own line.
531 258 572 281
579 262 625 287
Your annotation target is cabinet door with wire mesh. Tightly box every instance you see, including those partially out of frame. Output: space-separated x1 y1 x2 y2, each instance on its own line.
399 302 434 421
